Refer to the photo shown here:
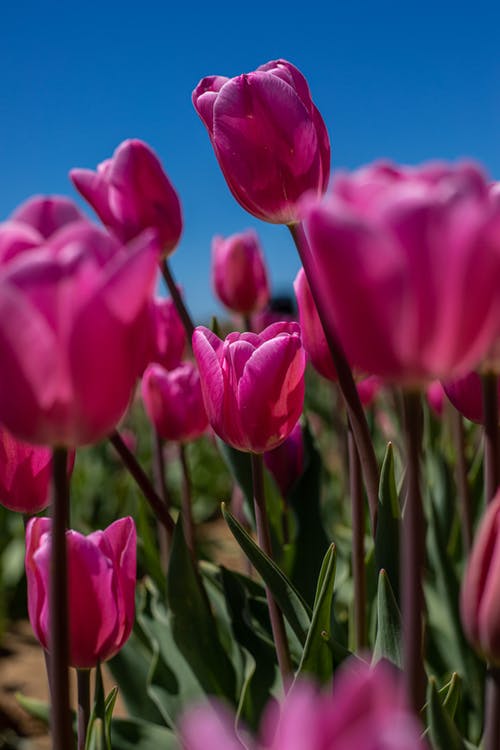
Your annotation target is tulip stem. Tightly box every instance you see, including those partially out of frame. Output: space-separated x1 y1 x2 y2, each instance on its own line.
250 452 292 687
152 430 171 570
110 430 175 539
51 446 74 750
481 373 499 504
401 390 426 714
288 222 379 534
450 409 473 552
179 443 196 556
348 426 366 651
77 669 91 750
160 259 195 340
243 314 253 333
485 667 500 750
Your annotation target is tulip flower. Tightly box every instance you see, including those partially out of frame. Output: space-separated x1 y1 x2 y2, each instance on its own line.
25 516 136 669
294 267 336 381
10 195 85 238
302 161 500 385
71 139 182 256
0 221 43 265
145 296 186 371
181 659 425 749
0 219 159 446
460 491 500 663
442 371 500 423
192 322 305 453
264 421 304 497
141 362 208 442
192 59 330 224
211 230 270 315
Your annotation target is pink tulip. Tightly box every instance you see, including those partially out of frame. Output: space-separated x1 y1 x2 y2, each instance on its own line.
302 161 500 385
71 139 182 256
192 322 306 453
0 425 73 513
0 221 44 265
25 516 136 669
294 267 336 381
181 659 424 749
0 219 159 446
426 381 447 417
141 362 208 442
192 59 330 224
212 230 270 314
146 296 186 371
264 421 304 497
442 370 500 423
10 195 85 239
357 376 382 408
461 490 500 664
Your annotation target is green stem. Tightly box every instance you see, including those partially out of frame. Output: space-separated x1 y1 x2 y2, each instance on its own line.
51 447 74 750
450 408 472 552
485 667 500 750
348 427 366 651
250 453 292 687
160 258 195 340
401 391 426 714
481 372 499 504
288 222 379 534
77 669 91 750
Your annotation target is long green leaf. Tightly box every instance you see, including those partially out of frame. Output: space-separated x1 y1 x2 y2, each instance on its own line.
373 569 402 668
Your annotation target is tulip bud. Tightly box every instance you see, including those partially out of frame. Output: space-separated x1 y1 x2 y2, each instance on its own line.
71 139 182 256
294 268 336 381
264 421 304 497
25 516 136 669
212 230 270 315
426 381 447 417
146 296 186 371
192 59 330 224
141 362 208 442
443 370 500 423
461 491 500 664
192 322 305 453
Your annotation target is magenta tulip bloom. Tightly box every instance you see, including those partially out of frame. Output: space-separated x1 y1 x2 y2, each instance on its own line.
145 296 186 371
181 659 424 750
0 426 74 514
193 59 330 224
71 139 182 256
0 220 159 446
264 421 304 497
461 491 500 664
212 230 270 314
26 516 136 669
294 267 336 381
303 161 500 385
442 370 500 423
192 322 306 453
141 362 208 442
10 195 85 239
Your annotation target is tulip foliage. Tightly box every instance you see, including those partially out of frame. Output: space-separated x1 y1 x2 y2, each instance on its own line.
1 58 500 750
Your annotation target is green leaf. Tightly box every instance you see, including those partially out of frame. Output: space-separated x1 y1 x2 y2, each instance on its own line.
288 423 330 606
110 718 178 750
295 544 338 682
222 503 311 646
373 569 402 668
166 518 236 701
16 693 50 725
427 677 466 750
85 665 113 750
375 443 400 602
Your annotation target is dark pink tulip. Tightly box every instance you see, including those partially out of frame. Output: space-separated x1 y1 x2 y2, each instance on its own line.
192 322 306 453
357 376 382 408
294 267 336 381
141 362 208 442
303 161 500 385
192 59 330 224
71 139 182 256
10 195 85 239
181 659 424 750
442 370 500 423
0 220 160 446
145 296 186 371
26 516 136 669
212 230 270 314
264 421 304 497
461 491 500 664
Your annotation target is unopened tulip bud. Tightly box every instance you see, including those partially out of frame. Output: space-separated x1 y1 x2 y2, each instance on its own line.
212 230 270 315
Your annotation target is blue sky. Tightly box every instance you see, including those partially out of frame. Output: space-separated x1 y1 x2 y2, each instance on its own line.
1 0 499 320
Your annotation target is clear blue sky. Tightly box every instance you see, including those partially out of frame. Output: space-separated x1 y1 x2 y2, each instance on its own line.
1 0 499 320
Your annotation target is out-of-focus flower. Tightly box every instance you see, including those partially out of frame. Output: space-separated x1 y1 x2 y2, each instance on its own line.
442 370 500 423
294 267 336 381
26 516 136 669
212 230 270 315
264 421 304 497
141 362 208 442
10 195 85 238
0 219 159 446
71 139 182 256
302 161 500 385
192 322 305 453
426 381 447 417
192 59 330 224
145 296 186 371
